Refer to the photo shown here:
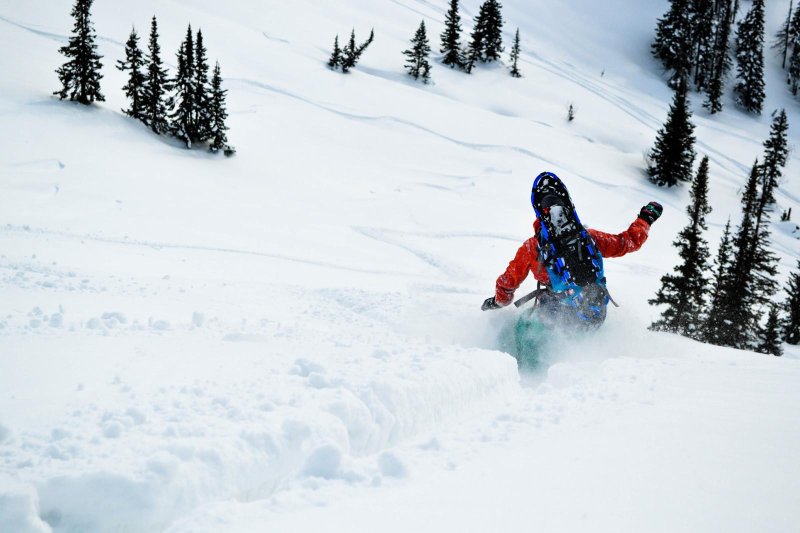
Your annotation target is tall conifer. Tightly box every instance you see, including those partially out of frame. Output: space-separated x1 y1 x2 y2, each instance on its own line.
649 156 712 337
144 16 170 133
440 0 464 68
117 27 146 120
703 2 733 114
194 29 212 143
208 62 233 155
701 219 733 345
482 0 504 62
760 110 790 207
465 2 490 73
691 0 716 90
647 83 696 187
652 0 694 87
54 0 105 105
773 0 795 69
170 26 197 147
733 0 766 113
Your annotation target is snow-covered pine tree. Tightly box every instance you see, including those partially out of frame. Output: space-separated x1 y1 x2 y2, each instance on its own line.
208 62 233 156
54 0 105 105
647 82 696 187
170 26 197 147
651 0 694 87
193 29 212 144
783 261 800 344
772 0 795 69
464 1 490 73
482 0 504 62
649 156 712 337
440 0 464 69
756 305 784 356
760 109 790 207
700 219 733 345
340 29 374 73
116 27 146 121
403 21 432 83
144 16 171 134
328 35 342 70
703 1 733 114
509 28 521 78
733 0 766 114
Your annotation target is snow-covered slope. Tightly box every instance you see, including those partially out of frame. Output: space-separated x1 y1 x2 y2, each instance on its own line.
1 0 799 531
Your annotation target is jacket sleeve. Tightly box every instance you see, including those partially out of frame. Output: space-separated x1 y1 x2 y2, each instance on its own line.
588 217 650 259
495 239 536 306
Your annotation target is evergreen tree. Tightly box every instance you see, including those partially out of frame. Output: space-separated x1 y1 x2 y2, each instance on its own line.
733 0 766 114
482 0 504 62
193 29 212 143
691 0 716 90
403 21 432 83
700 219 733 345
703 1 733 114
722 160 779 350
773 0 795 69
328 35 342 69
756 305 783 356
651 0 694 87
54 0 105 105
143 16 171 134
440 0 464 68
464 2 490 73
208 62 233 156
340 29 374 73
649 156 712 337
116 27 146 120
170 26 197 147
760 110 790 207
647 83 696 187
786 5 800 93
783 261 800 344
509 28 522 78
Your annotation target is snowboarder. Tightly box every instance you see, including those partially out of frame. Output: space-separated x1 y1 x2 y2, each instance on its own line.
482 172 662 332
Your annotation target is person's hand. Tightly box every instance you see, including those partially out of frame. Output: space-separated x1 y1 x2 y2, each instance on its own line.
481 296 503 311
639 201 663 225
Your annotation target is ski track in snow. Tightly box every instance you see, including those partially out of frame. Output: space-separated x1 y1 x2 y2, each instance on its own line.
0 224 416 277
230 76 564 169
0 14 123 47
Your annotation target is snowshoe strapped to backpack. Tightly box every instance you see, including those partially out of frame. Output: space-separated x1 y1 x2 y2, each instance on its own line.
531 171 611 327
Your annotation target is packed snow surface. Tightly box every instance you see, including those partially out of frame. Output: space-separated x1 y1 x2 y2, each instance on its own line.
1 0 799 531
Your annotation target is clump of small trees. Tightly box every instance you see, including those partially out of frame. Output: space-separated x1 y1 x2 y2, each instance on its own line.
54 0 234 155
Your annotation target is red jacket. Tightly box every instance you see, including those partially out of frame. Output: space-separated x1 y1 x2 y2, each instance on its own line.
495 217 651 305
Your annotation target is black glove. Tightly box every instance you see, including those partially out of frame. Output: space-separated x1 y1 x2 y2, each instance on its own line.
482 296 503 311
639 201 663 225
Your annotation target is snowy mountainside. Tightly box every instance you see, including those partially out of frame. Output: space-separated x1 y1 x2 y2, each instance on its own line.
1 0 799 531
